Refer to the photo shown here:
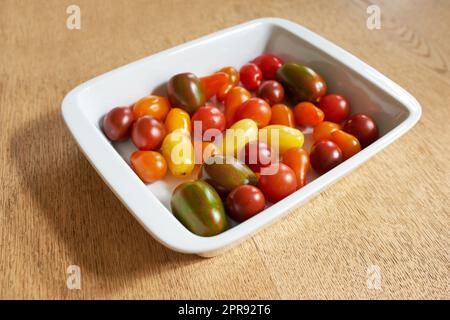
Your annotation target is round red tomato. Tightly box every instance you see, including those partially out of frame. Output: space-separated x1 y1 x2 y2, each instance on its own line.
130 150 167 183
258 80 285 105
318 94 350 123
310 139 343 174
239 63 263 91
234 97 271 128
191 105 225 140
258 163 297 203
131 116 166 150
239 140 273 172
226 185 266 222
102 106 134 141
252 54 284 80
343 114 379 147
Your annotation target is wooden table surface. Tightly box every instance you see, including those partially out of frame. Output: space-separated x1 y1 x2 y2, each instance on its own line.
1 0 449 299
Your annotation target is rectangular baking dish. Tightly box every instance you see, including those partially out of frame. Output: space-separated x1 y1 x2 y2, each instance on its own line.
61 18 421 256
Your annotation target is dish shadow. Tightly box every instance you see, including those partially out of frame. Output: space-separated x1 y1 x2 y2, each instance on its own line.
9 110 201 284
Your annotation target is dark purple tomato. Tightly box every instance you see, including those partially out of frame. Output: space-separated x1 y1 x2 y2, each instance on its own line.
310 139 343 174
240 63 263 91
318 94 350 123
258 80 285 105
239 140 273 172
131 115 166 150
343 114 379 147
102 106 134 141
226 185 266 222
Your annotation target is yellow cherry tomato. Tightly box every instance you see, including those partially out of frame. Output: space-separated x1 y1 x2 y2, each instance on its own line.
221 119 258 157
259 125 304 155
161 129 195 178
164 108 191 134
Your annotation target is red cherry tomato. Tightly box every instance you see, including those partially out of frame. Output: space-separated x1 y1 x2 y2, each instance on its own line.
310 139 343 174
294 102 324 127
318 94 350 123
131 116 166 150
252 54 284 80
226 185 266 222
343 114 379 147
270 104 295 127
239 140 273 172
240 63 263 91
282 147 310 189
234 97 272 129
191 106 226 140
258 163 297 203
130 151 167 183
258 80 285 105
102 106 134 141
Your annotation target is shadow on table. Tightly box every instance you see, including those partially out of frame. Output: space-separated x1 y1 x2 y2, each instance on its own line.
10 110 201 284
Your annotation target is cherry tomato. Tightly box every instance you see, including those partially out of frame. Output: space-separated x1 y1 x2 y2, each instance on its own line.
258 80 285 105
191 106 226 141
131 116 166 150
217 66 240 102
330 130 361 160
239 140 273 172
102 106 134 141
282 147 310 189
130 151 167 183
132 95 171 122
313 121 342 141
165 108 191 134
294 102 324 127
318 94 350 123
194 141 220 164
240 63 263 91
258 163 297 203
200 72 229 101
225 185 266 222
234 97 272 129
270 104 295 127
343 114 379 147
224 87 251 127
252 54 284 80
310 139 343 174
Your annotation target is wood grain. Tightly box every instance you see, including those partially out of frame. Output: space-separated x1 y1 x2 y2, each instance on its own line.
0 0 449 299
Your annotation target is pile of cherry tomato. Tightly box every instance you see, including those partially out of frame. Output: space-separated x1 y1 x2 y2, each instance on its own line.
102 53 379 237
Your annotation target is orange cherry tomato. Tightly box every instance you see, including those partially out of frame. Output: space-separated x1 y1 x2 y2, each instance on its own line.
165 108 191 134
234 97 272 129
270 104 295 127
217 66 240 102
194 141 220 163
132 95 171 122
282 147 310 189
330 130 361 160
224 86 251 127
200 72 229 101
312 121 342 141
130 150 167 183
293 102 324 127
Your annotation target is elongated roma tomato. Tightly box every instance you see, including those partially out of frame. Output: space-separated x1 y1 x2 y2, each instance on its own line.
165 108 191 134
132 95 171 121
259 125 304 155
282 147 310 189
313 121 342 141
102 106 134 141
217 66 240 102
130 151 167 183
161 130 195 178
270 104 295 127
167 72 205 114
221 119 258 157
330 130 361 159
234 97 272 129
294 102 324 127
200 72 229 101
224 87 251 127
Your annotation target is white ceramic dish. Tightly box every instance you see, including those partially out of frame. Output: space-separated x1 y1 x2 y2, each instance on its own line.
61 18 421 256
